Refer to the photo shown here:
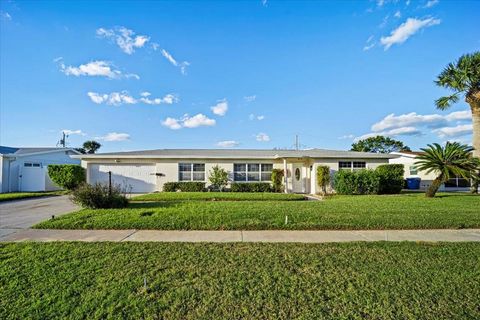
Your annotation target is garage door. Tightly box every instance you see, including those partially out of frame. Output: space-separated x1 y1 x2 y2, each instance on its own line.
89 164 156 193
20 163 45 191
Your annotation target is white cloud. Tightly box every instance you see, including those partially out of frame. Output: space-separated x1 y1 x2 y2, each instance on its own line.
338 134 355 140
162 114 216 130
256 133 270 142
217 140 240 148
211 99 228 116
183 114 216 128
249 114 265 121
394 11 401 18
58 60 138 79
88 91 178 106
1 11 12 21
424 0 439 8
161 117 182 130
161 49 190 75
87 91 137 106
262 0 268 7
140 93 178 105
62 129 86 136
96 27 150 55
434 124 472 138
363 35 376 51
355 127 421 141
354 110 472 141
244 95 256 102
96 132 130 142
371 110 471 132
380 17 441 50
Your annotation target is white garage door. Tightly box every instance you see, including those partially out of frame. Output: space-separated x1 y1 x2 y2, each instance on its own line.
89 164 156 193
20 163 45 191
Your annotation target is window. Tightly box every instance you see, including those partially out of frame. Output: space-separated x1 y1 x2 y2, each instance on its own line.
339 161 366 171
179 163 205 181
24 162 41 168
409 165 418 175
352 162 366 170
339 161 352 170
234 163 273 182
295 168 301 181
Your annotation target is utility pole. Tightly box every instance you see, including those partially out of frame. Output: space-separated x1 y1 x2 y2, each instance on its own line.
295 134 299 151
57 131 68 148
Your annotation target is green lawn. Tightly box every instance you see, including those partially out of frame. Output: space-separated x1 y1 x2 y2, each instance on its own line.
0 191 65 202
1 242 478 319
132 191 306 201
35 193 480 230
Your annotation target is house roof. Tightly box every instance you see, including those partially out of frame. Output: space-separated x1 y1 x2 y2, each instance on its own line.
72 148 397 160
0 146 80 157
390 151 425 158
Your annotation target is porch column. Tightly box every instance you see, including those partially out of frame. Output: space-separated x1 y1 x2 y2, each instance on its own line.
283 158 288 193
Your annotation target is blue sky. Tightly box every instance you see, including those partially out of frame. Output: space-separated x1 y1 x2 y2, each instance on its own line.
1 0 479 152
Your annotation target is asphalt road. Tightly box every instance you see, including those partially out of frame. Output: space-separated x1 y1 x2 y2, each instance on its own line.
0 195 78 240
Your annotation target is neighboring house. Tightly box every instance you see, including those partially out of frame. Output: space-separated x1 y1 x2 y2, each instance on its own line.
0 146 81 193
73 149 395 194
389 151 471 190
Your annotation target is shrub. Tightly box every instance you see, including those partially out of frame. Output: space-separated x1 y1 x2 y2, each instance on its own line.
375 164 404 194
333 169 380 195
48 164 86 190
71 183 128 209
231 182 272 192
316 165 330 194
271 169 284 193
163 182 206 192
208 165 229 191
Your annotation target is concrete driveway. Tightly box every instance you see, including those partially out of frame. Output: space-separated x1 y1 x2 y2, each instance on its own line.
0 195 78 240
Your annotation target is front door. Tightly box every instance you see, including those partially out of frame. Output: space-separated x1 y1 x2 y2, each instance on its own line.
291 163 304 193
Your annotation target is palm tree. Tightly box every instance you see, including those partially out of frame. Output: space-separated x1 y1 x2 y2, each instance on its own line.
415 142 479 197
435 52 480 192
82 140 102 154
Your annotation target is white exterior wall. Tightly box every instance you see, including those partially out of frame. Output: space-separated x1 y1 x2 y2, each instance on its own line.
0 150 80 193
84 157 390 194
389 154 438 190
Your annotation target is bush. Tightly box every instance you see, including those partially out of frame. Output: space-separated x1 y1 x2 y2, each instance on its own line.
333 169 380 195
208 165 229 191
71 183 128 209
163 182 206 192
271 169 284 193
48 165 85 190
316 165 330 194
231 182 272 192
375 164 404 194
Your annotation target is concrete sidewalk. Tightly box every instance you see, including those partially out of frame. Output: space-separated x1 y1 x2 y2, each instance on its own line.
2 228 480 243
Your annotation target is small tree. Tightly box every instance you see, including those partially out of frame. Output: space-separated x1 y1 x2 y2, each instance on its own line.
316 165 330 195
83 140 102 154
208 165 229 191
351 136 411 153
48 164 86 190
415 142 479 197
271 169 284 193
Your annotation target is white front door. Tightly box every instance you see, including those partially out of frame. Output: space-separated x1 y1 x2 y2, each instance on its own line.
291 163 305 193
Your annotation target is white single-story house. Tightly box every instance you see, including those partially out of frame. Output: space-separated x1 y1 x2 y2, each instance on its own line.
389 151 471 190
73 149 396 194
0 146 81 193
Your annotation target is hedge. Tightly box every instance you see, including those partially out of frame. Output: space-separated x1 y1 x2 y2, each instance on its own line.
71 183 128 209
333 170 380 195
163 182 206 192
375 164 404 194
271 169 284 193
47 164 85 190
230 182 272 193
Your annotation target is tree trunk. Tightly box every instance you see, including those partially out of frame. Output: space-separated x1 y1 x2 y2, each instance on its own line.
467 96 480 193
425 175 443 198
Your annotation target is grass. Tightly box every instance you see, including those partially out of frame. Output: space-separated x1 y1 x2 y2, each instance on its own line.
132 191 306 201
1 242 479 319
35 192 480 230
0 191 65 202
